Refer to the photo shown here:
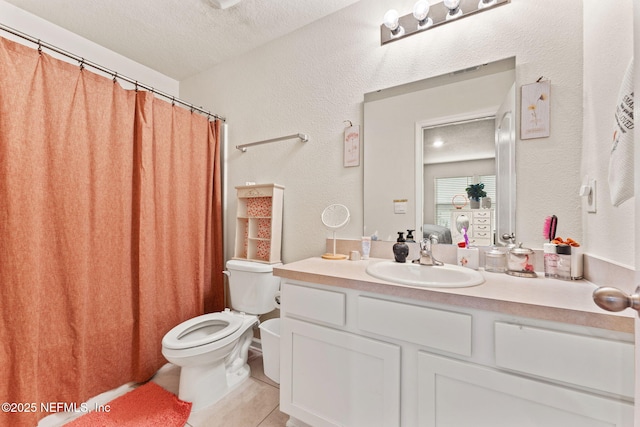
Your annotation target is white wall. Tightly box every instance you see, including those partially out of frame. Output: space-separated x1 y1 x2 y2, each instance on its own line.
0 0 178 94
582 0 634 267
181 0 591 263
1 0 632 267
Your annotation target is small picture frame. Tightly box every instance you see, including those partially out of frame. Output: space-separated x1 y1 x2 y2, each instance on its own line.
521 79 550 139
344 125 360 167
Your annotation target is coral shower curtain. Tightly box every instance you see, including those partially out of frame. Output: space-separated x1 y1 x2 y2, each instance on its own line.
0 37 223 426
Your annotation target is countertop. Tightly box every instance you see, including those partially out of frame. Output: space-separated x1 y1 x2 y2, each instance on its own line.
273 257 635 334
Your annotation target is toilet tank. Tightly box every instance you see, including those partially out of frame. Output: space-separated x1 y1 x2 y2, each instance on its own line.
226 260 281 315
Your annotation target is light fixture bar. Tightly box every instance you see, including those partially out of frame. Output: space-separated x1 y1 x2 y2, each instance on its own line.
380 0 510 45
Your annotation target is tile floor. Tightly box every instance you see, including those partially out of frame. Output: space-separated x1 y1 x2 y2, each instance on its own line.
39 349 288 427
167 349 289 427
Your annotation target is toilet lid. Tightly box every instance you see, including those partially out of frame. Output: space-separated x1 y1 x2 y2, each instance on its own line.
162 312 243 350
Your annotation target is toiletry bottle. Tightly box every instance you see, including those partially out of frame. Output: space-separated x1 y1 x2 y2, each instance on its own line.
393 232 409 263
571 247 583 280
361 236 371 260
406 230 415 242
556 244 572 280
543 243 558 278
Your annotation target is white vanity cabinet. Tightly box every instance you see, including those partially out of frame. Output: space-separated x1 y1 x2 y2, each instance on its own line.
279 279 634 427
279 283 401 427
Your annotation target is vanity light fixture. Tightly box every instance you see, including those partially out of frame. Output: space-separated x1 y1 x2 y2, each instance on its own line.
381 0 509 45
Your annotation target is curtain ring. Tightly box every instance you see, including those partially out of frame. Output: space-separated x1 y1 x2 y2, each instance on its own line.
79 58 85 70
112 72 118 83
135 81 138 92
171 97 176 106
37 40 42 55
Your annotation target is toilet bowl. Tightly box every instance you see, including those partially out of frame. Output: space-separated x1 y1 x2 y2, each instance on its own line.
161 260 281 412
162 309 258 412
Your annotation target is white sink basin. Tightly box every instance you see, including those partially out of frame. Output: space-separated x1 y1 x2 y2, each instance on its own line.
365 260 484 288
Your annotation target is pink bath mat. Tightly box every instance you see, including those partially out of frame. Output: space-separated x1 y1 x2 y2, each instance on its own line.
66 381 191 427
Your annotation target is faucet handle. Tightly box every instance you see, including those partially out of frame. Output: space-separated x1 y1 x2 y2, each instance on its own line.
420 238 429 250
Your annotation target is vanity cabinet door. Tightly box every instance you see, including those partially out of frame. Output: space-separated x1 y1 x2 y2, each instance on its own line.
280 317 401 427
417 352 633 427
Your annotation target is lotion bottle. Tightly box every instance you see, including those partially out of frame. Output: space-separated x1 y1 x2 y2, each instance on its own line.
361 236 371 260
393 232 409 263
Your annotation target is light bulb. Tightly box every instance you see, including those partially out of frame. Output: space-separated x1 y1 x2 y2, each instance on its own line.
383 9 405 37
413 0 433 29
478 0 497 8
443 0 463 20
383 9 400 30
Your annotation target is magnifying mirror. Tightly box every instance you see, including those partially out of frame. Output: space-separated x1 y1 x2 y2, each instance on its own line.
321 204 350 260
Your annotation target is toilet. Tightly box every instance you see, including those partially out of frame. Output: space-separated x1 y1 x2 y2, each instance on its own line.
161 259 281 412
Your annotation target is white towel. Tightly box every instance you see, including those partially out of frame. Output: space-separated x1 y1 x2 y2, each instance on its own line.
608 58 634 206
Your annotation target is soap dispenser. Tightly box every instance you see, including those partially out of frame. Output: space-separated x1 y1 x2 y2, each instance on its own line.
393 232 409 263
406 230 415 242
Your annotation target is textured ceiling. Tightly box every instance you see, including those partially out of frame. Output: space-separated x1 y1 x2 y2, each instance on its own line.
4 0 360 80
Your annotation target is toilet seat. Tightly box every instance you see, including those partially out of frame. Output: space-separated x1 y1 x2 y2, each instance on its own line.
162 312 243 350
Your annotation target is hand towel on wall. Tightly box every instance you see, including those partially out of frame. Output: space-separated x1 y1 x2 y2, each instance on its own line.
608 58 634 206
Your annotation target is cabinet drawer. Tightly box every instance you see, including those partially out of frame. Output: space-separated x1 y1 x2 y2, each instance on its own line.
237 186 274 198
494 322 634 397
358 296 471 356
473 210 491 218
283 283 346 326
474 218 490 225
474 224 491 232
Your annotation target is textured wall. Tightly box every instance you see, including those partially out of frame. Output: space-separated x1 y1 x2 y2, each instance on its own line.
582 0 634 267
180 0 630 266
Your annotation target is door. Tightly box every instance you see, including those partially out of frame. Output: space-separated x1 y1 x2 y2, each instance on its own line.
635 4 639 424
280 317 401 427
418 352 633 427
600 6 639 424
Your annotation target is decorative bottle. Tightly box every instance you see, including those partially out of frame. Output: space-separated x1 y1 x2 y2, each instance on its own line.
393 232 409 263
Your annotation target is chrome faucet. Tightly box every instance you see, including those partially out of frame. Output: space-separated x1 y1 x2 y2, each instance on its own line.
413 236 443 266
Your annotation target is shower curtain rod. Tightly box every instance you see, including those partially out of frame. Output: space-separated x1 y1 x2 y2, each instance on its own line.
0 23 226 122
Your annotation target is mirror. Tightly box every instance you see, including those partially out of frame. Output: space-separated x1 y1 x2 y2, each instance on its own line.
364 57 516 245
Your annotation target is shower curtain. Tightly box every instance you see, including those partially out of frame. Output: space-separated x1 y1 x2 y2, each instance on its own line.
0 37 224 426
